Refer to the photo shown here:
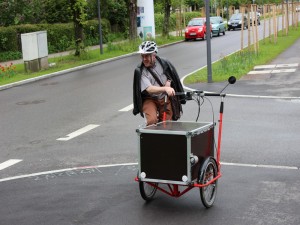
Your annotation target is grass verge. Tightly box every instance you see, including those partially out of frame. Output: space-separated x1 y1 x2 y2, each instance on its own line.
184 27 300 84
0 35 183 86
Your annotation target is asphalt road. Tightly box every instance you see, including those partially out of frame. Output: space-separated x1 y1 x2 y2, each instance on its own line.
1 16 300 225
0 30 258 178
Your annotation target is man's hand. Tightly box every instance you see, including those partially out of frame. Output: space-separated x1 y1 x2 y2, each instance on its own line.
164 86 175 96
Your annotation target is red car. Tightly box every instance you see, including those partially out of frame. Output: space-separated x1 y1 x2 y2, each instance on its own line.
185 17 212 41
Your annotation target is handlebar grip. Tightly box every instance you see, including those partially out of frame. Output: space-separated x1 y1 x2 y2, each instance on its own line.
175 91 225 98
203 93 226 97
203 93 220 96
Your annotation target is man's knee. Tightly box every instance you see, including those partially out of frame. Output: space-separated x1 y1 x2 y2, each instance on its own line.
146 114 158 125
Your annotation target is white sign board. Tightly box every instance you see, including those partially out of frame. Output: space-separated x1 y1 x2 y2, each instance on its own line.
21 31 48 61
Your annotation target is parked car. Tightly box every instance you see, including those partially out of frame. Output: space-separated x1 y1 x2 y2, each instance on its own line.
227 13 248 31
249 12 260 26
185 17 212 41
210 16 226 36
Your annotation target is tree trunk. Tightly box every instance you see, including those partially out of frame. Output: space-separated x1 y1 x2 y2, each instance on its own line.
162 0 171 37
70 0 84 56
128 0 137 40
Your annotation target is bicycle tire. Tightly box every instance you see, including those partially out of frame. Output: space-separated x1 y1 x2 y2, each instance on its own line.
199 158 218 208
139 181 158 201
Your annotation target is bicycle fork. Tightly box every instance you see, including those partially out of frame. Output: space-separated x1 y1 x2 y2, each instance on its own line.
216 96 225 171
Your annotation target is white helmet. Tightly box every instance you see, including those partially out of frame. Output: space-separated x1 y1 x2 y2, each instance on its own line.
138 41 158 54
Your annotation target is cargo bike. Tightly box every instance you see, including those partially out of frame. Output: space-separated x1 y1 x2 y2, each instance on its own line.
135 76 236 208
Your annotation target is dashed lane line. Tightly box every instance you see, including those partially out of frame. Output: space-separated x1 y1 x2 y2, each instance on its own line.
119 104 133 112
57 124 100 141
0 159 23 171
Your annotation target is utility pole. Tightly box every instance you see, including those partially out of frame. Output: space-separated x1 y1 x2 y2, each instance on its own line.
205 0 212 83
97 0 103 54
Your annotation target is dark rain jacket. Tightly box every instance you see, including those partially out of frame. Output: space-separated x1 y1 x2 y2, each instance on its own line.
133 56 186 118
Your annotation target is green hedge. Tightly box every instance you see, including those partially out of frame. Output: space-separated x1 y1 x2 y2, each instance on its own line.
0 19 111 62
0 26 19 51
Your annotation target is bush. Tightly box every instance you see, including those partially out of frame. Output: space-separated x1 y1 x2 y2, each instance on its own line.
0 51 22 62
0 26 18 51
42 23 74 53
0 19 111 62
83 19 111 46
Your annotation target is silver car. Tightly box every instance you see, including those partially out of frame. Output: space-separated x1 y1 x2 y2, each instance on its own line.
227 13 248 31
210 16 226 36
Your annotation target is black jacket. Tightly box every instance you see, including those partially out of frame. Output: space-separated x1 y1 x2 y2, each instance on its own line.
133 56 186 118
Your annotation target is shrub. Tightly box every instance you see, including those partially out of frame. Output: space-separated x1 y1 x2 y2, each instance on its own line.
0 19 111 61
0 51 22 61
0 26 18 51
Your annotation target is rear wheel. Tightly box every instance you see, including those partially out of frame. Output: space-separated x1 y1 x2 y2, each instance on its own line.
199 158 218 208
139 181 158 201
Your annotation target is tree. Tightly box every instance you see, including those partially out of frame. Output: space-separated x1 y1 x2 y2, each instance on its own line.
162 0 171 37
125 0 137 40
69 0 88 56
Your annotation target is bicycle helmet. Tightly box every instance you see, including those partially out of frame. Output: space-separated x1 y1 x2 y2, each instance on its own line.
138 41 158 54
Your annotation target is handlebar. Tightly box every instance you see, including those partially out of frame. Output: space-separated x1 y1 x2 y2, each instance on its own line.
176 76 236 100
176 91 226 100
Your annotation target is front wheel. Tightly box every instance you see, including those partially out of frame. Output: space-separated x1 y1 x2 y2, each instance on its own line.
139 181 158 201
199 158 218 208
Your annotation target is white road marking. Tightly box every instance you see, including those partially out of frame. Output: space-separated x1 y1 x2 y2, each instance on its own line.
226 93 300 99
248 70 273 74
275 63 298 68
0 162 138 183
0 159 23 171
0 161 298 183
248 68 296 75
271 69 296 73
221 162 298 170
119 104 133 112
254 63 298 70
57 124 100 141
254 65 276 69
